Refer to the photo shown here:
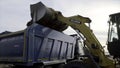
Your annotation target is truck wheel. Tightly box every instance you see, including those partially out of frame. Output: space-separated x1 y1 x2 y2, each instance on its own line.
63 61 88 68
52 64 64 68
12 65 27 68
57 64 64 68
33 65 44 68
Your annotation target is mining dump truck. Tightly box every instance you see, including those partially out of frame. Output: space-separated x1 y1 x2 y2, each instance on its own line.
0 23 80 68
0 2 115 68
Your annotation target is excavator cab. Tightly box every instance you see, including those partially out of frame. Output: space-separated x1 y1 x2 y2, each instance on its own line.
107 13 120 58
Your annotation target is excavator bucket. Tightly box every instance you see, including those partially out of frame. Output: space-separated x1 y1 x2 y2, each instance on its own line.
27 2 68 31
30 2 54 23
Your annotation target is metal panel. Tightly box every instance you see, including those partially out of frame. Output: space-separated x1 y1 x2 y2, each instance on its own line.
34 36 43 61
59 42 68 59
28 24 76 63
43 38 54 60
66 43 73 59
50 40 61 60
0 33 25 62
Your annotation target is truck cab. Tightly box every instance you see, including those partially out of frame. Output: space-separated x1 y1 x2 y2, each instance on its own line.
107 13 120 59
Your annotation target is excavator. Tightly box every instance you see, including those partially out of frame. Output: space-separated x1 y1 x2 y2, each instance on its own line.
107 13 120 63
27 2 115 68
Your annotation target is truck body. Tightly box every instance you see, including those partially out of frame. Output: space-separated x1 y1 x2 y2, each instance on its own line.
0 24 77 66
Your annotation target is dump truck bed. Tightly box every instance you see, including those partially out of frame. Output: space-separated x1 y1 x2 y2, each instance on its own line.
0 24 76 66
0 31 24 62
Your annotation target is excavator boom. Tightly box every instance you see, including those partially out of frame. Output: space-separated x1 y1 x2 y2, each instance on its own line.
28 2 115 68
55 12 115 68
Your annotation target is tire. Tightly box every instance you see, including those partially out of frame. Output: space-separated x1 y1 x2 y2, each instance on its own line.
63 60 88 68
57 64 64 68
52 64 64 68
12 65 27 68
33 65 44 68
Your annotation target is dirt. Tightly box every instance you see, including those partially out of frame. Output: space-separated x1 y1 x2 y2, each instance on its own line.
0 64 12 68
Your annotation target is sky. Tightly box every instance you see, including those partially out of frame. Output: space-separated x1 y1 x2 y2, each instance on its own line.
0 0 120 51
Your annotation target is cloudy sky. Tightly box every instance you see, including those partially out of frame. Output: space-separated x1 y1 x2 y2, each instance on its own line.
0 0 120 51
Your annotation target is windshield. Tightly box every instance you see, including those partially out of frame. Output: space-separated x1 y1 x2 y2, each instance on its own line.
108 23 118 42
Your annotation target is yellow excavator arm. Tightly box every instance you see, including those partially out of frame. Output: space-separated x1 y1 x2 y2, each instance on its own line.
29 2 115 68
56 13 115 68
